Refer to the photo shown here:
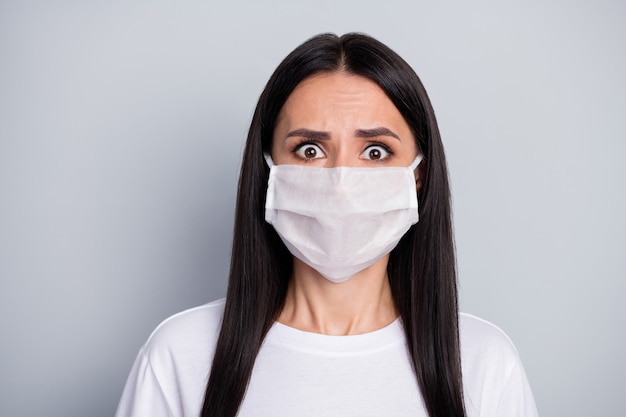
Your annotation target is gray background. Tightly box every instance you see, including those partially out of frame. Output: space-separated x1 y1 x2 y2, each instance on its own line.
1 1 624 416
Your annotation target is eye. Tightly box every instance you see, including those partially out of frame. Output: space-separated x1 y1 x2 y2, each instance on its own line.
361 144 391 161
294 142 325 160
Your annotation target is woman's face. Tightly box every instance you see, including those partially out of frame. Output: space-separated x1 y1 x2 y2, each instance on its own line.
271 72 419 168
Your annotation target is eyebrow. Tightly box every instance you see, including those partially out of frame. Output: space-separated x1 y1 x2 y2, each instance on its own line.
355 127 400 140
285 128 330 140
285 127 400 140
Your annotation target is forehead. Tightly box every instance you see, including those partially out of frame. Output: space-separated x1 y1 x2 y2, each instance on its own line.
276 72 409 129
287 71 383 99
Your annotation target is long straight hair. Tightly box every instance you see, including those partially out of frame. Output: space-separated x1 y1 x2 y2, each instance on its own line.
202 33 465 417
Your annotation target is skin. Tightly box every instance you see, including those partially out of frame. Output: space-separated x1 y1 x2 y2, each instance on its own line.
271 72 423 336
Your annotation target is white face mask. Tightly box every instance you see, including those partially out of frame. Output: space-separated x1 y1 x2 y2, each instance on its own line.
264 154 423 283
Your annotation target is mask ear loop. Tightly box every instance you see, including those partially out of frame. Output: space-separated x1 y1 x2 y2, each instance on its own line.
410 154 424 171
411 155 424 202
263 153 275 168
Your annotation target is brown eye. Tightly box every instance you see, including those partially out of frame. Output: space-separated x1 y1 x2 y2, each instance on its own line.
361 145 390 161
295 143 324 160
369 148 381 160
305 147 317 158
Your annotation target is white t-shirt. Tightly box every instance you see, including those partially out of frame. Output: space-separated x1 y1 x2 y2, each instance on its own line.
115 299 538 417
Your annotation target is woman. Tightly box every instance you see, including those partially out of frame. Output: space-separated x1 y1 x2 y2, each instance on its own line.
116 33 538 417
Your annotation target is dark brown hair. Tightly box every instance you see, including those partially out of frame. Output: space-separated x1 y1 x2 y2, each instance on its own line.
202 32 465 417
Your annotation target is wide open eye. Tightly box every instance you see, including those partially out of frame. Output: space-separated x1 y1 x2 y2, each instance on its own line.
294 142 325 160
360 144 391 161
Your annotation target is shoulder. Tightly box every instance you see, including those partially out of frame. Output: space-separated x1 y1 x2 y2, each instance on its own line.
459 313 519 354
141 298 226 365
459 312 521 374
116 299 226 417
459 313 538 416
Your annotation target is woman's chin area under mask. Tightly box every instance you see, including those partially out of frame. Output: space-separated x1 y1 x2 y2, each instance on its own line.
277 256 398 336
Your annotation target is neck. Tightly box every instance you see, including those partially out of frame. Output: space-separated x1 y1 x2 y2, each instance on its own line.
277 255 398 335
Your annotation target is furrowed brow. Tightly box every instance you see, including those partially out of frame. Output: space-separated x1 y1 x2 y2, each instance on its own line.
285 129 331 140
355 127 400 140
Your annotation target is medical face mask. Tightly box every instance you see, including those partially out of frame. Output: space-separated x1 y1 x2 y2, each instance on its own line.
264 153 422 283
